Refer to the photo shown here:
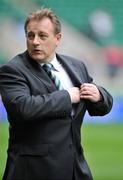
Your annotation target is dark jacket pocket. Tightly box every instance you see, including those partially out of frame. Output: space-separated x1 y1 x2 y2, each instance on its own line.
10 144 52 179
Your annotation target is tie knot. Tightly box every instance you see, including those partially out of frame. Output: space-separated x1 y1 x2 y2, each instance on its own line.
43 63 53 69
43 63 54 71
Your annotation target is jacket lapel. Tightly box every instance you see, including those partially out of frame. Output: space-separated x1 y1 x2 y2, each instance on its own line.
22 51 57 92
56 54 86 119
56 54 84 86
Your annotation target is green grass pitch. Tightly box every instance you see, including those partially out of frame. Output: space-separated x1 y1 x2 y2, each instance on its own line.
0 122 123 180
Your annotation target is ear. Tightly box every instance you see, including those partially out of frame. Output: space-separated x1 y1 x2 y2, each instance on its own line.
56 33 62 45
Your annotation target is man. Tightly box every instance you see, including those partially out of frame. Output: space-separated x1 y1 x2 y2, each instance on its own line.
0 8 113 180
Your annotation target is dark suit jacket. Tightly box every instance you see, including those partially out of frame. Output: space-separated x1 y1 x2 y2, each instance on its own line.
0 51 113 180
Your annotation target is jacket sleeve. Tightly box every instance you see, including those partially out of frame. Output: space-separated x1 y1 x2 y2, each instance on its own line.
0 64 72 123
86 85 113 116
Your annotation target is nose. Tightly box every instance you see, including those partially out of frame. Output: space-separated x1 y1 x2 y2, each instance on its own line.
33 35 40 45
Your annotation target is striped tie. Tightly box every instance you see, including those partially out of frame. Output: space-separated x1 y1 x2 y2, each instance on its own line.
43 63 63 90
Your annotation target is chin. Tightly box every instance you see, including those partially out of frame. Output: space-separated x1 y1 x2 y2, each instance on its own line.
32 55 43 61
33 56 47 63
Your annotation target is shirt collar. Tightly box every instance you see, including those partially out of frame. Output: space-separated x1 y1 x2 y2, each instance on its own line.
40 54 61 71
50 55 61 70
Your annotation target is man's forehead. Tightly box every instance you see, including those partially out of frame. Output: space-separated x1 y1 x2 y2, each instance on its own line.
26 19 54 32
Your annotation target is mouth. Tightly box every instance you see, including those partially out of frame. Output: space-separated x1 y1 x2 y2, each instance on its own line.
33 49 41 52
32 49 44 54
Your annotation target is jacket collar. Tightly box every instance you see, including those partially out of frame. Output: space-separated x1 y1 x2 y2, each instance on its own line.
56 54 84 86
23 51 57 92
22 51 83 91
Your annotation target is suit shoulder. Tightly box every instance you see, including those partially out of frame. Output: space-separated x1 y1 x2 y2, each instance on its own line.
0 52 25 71
57 54 86 66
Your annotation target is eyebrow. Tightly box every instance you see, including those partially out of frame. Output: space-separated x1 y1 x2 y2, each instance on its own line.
27 31 48 35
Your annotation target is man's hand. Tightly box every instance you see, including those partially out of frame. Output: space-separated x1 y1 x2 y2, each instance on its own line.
68 87 80 104
80 83 102 102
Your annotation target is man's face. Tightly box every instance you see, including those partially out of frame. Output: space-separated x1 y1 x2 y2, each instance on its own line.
26 18 61 63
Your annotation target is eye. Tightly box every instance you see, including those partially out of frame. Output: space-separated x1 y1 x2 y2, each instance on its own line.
26 32 35 40
38 33 48 40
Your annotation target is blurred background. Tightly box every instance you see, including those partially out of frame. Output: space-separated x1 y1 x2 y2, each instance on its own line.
0 0 123 179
